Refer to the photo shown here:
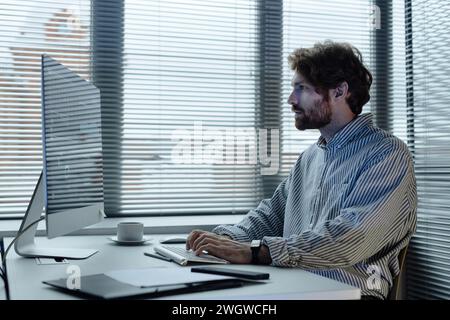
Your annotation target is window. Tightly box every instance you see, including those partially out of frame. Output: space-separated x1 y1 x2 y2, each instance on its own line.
0 0 91 217
404 0 450 299
96 0 263 216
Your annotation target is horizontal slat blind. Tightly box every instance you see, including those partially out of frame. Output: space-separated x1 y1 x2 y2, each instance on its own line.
405 0 450 299
115 0 262 215
281 0 375 175
391 0 408 142
0 0 91 217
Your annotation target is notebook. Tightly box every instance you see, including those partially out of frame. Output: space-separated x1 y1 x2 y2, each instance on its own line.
152 245 229 266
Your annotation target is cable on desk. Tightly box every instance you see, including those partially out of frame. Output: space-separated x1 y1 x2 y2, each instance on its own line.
0 216 45 285
1 239 7 284
0 262 5 282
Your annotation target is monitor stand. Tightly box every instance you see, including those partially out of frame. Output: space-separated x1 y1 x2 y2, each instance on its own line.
14 172 99 260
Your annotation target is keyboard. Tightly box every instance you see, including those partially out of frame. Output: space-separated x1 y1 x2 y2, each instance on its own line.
153 245 229 266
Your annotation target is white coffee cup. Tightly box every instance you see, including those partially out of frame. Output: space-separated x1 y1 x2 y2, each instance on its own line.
117 222 144 242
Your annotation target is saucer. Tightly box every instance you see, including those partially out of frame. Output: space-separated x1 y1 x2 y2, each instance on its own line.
108 236 152 246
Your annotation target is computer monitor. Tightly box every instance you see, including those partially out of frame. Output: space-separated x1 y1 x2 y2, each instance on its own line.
14 55 104 259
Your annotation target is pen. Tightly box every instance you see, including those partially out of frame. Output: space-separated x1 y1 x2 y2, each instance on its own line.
144 252 173 262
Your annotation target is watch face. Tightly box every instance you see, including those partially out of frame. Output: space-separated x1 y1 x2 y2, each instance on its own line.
251 240 261 248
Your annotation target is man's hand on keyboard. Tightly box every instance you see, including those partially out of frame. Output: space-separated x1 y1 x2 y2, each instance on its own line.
186 230 252 264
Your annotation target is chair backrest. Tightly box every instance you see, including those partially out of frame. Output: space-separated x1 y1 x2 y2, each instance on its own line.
388 245 409 300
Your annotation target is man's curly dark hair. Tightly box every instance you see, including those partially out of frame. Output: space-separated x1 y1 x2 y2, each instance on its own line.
288 40 373 115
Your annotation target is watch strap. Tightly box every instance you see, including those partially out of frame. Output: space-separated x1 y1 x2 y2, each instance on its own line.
251 240 262 264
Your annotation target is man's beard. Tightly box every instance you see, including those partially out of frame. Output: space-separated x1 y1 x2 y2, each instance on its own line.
294 98 332 130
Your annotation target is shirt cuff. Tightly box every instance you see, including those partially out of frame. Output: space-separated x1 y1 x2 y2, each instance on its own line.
262 236 300 267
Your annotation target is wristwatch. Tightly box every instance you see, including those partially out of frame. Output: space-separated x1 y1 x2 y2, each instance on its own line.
250 240 262 264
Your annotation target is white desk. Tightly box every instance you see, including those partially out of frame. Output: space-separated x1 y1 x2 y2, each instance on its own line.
4 235 360 300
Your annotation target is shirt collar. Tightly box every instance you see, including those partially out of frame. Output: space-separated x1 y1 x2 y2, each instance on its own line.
316 113 374 150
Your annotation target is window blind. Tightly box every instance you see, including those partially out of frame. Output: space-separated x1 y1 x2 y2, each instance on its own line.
0 0 91 217
388 0 408 143
281 0 376 175
405 0 450 299
391 0 408 143
97 0 263 215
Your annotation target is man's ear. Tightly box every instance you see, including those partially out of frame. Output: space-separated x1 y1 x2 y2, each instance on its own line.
334 81 349 99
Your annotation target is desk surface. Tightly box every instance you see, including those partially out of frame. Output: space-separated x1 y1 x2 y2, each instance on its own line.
4 235 360 300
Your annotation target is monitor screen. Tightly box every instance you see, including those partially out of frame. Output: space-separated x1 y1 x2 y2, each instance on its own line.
42 55 104 237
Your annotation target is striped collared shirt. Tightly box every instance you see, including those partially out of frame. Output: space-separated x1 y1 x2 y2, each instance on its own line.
213 113 417 299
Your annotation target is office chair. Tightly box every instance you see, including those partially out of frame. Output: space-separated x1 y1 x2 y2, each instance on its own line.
388 245 408 300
